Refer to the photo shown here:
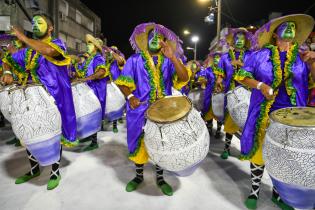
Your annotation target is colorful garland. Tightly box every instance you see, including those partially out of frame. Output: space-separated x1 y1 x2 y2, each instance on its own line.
230 48 245 90
115 75 136 92
77 53 96 78
140 51 165 103
283 43 298 105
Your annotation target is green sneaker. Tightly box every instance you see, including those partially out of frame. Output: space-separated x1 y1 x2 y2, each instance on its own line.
220 150 230 159
47 175 61 190
113 127 118 133
271 196 294 210
83 142 99 152
118 118 123 124
158 182 173 196
126 180 141 192
245 198 258 210
15 171 40 184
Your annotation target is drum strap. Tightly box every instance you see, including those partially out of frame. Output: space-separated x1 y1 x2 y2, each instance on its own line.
248 163 265 199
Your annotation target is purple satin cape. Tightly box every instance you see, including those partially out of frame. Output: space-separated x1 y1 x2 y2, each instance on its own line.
240 48 309 156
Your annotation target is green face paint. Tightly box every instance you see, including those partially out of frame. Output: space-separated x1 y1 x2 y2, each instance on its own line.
87 42 96 55
191 63 197 71
276 21 296 40
32 16 48 38
148 30 164 53
234 33 245 49
106 51 113 62
13 40 23 49
213 54 220 65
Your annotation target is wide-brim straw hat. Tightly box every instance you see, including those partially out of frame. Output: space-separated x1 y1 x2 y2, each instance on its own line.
85 34 103 52
255 14 315 49
129 22 183 56
225 27 253 50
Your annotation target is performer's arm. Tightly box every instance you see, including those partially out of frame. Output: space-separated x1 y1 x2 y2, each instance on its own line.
117 85 140 109
300 50 315 81
160 41 189 82
112 52 125 67
0 63 13 85
239 77 273 100
83 68 106 81
12 26 60 58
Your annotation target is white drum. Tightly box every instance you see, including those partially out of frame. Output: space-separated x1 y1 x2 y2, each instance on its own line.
0 84 16 122
211 93 225 121
10 85 62 166
263 107 315 209
72 82 102 139
171 87 183 96
188 88 204 111
144 96 210 176
226 86 251 129
105 82 125 121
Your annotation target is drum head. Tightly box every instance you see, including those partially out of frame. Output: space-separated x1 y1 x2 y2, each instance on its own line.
270 107 315 127
146 96 192 123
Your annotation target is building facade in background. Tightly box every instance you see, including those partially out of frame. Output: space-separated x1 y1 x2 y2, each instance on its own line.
0 0 102 54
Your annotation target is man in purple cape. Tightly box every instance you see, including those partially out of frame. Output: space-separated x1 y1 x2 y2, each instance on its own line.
1 14 77 190
199 51 223 137
75 34 108 151
103 46 125 133
235 14 315 210
215 28 253 160
115 22 191 196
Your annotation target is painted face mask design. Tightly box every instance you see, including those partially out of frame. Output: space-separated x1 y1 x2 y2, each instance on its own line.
276 21 296 40
148 29 164 53
32 16 48 39
13 40 23 49
87 42 96 55
234 33 246 49
213 54 220 65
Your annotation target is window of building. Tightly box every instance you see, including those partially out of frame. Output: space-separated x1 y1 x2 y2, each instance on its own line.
66 36 75 49
59 0 69 16
81 43 87 52
76 10 82 24
58 32 67 44
0 16 10 31
75 40 81 51
87 20 94 32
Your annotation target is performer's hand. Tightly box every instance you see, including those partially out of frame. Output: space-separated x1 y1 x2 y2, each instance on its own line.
129 96 141 109
10 26 27 43
1 74 14 85
261 83 273 100
214 77 223 93
160 40 175 60
231 60 244 68
299 50 315 63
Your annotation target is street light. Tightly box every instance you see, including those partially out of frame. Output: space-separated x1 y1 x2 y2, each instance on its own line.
191 36 199 60
197 0 211 3
183 29 191 35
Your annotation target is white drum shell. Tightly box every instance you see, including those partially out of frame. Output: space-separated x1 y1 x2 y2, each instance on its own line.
72 83 101 119
171 87 183 96
0 85 15 122
188 89 204 111
144 108 210 172
263 121 315 188
211 93 225 120
10 86 62 145
105 82 125 116
226 86 251 129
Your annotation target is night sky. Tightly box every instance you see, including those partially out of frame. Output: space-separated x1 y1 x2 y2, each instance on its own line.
81 0 315 60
